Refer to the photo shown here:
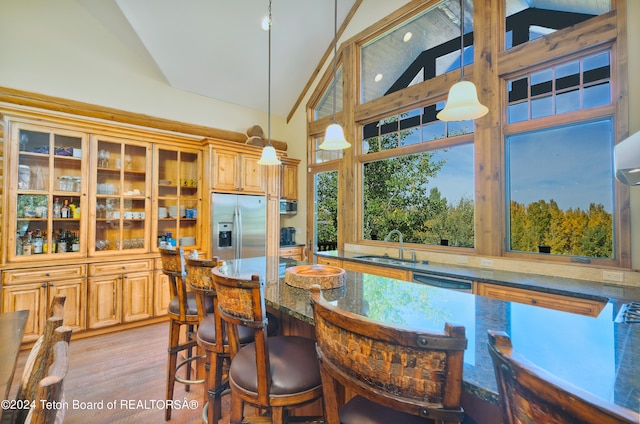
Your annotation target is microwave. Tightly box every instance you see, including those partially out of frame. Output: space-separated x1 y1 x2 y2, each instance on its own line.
280 199 297 215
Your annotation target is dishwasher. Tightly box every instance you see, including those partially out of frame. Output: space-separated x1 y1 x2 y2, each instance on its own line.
412 271 473 293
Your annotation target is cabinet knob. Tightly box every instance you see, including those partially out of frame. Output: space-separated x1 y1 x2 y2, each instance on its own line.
45 273 50 277
41 283 47 288
531 299 537 304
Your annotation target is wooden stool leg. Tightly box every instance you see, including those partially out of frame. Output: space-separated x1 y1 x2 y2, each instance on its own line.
210 352 227 424
165 320 180 421
230 390 244 424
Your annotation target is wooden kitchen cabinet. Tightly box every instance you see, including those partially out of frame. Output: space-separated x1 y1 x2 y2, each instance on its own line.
475 282 605 317
280 158 299 200
154 145 203 251
87 260 154 328
153 268 171 317
90 135 152 256
280 245 304 261
8 121 88 262
2 265 87 341
212 147 265 194
342 260 411 281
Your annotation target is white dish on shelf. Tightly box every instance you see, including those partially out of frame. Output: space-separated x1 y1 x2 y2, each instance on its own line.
180 236 196 246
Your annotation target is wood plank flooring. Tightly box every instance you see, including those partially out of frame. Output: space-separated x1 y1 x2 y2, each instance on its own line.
9 322 226 424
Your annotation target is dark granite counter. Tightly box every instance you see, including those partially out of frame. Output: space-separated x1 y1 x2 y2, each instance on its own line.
316 250 640 306
215 256 640 415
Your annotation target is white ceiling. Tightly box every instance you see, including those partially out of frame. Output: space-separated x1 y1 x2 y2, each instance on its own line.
114 0 356 117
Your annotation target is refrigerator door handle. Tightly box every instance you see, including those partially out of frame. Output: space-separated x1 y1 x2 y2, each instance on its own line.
236 206 243 258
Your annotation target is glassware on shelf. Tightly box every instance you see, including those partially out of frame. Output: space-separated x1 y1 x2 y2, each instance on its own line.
32 167 45 191
98 149 110 167
18 165 30 189
125 155 132 170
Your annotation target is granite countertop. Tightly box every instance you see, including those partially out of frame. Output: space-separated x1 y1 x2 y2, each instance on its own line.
215 256 640 414
316 250 640 305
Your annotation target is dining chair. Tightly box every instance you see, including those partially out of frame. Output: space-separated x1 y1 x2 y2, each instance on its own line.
23 340 70 424
309 284 467 424
11 295 72 424
160 248 213 421
487 330 639 424
211 266 322 424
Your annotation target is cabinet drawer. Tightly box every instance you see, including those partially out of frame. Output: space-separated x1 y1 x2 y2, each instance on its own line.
342 261 411 281
316 257 343 267
89 260 153 276
280 246 304 261
476 283 605 317
3 265 86 285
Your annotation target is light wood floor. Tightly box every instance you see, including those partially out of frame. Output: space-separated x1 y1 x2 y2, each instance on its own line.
9 322 225 424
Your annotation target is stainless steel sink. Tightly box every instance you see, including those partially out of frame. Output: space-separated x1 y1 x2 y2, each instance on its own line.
353 255 423 266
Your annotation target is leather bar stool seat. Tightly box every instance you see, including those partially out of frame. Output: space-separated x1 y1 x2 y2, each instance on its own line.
229 335 320 396
168 291 213 317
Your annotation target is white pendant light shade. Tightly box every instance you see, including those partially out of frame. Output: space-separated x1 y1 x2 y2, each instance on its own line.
258 144 281 165
436 80 488 121
320 123 351 150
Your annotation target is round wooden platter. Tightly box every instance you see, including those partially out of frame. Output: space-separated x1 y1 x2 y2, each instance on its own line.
284 265 346 289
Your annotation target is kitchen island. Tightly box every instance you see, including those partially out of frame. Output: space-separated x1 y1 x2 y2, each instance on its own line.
216 256 640 422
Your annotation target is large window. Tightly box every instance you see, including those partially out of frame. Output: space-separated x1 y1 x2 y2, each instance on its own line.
363 143 474 247
506 119 614 258
315 171 338 251
505 48 615 260
360 0 474 103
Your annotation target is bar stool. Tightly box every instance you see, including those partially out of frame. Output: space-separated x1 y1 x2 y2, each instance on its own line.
487 330 639 424
310 284 467 424
185 257 280 424
211 266 322 424
160 248 213 421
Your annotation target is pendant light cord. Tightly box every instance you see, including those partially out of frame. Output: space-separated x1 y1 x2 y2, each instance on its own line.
267 0 272 147
332 0 338 123
459 0 464 80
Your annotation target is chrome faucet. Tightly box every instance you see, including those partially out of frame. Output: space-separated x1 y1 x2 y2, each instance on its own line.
384 229 404 259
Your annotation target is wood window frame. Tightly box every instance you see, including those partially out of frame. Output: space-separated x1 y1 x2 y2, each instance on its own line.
305 0 630 269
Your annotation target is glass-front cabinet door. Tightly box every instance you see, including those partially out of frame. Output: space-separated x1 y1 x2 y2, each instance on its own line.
90 135 152 255
9 122 88 262
154 145 201 251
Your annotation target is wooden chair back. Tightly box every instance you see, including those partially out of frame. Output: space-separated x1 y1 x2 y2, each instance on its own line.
24 340 70 424
14 295 72 424
487 330 639 424
185 257 221 321
210 267 271 404
159 248 189 321
309 285 467 424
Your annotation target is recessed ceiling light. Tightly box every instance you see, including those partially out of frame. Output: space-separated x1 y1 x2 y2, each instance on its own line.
374 74 383 82
261 15 271 31
403 32 412 42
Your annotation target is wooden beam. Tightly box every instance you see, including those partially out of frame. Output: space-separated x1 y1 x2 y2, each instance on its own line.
286 0 363 124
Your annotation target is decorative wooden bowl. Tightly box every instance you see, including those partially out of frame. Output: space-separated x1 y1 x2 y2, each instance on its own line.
284 265 346 289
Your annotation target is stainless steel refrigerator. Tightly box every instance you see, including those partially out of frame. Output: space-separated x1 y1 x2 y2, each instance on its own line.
211 193 266 260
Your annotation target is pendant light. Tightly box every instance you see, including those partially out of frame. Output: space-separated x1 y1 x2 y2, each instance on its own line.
258 0 281 165
319 0 351 150
436 0 488 122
